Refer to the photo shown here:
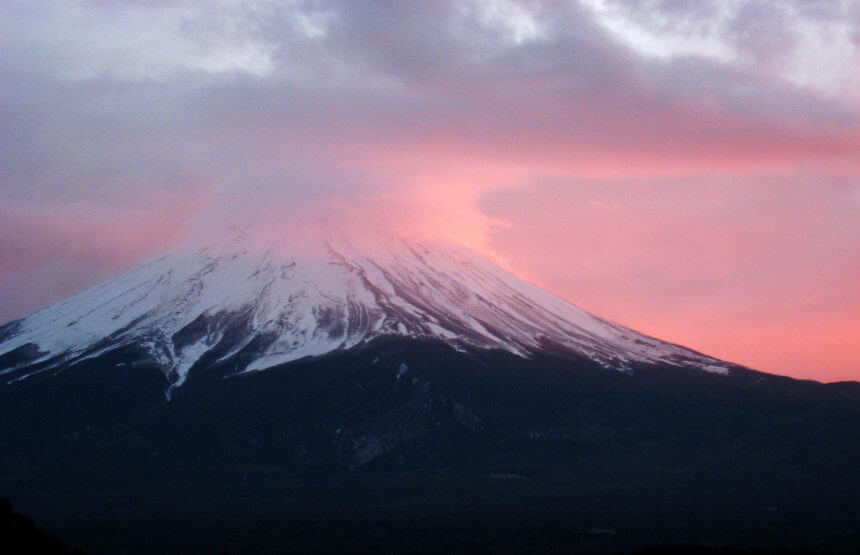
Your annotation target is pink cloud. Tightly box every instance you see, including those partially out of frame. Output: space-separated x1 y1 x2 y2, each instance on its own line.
0 187 209 321
481 175 859 382
1 0 857 383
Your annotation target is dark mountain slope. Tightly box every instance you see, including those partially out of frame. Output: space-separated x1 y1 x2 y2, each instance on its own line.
0 233 856 552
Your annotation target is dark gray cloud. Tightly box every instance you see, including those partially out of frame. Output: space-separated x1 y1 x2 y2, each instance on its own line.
587 0 859 97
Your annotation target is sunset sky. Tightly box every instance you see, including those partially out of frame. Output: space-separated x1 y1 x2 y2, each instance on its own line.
1 1 857 382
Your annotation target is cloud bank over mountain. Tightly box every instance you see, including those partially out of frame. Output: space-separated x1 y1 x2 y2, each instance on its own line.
1 0 857 380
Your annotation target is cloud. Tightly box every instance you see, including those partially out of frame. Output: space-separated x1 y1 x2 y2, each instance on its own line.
2 1 853 197
0 187 207 322
480 173 860 381
580 0 860 103
0 0 856 379
0 1 275 81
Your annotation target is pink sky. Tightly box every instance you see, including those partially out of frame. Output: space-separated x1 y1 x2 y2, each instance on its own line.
0 1 857 382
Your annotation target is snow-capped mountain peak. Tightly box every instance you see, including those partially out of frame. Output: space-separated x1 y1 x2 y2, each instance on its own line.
0 230 731 394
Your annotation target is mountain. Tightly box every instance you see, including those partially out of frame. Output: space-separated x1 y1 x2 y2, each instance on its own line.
1 229 857 553
0 228 730 397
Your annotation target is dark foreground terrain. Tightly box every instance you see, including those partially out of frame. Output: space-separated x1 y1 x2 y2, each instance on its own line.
2 338 858 553
6 465 858 553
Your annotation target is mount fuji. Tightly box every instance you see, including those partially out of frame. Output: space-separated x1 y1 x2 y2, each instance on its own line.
1 228 857 553
0 227 731 397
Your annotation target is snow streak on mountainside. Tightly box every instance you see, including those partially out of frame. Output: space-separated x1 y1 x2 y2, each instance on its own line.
0 230 731 393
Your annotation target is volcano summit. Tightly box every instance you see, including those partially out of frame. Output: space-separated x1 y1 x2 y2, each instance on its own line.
0 228 731 396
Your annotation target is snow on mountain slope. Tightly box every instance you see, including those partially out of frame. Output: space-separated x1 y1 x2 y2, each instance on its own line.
0 229 731 393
